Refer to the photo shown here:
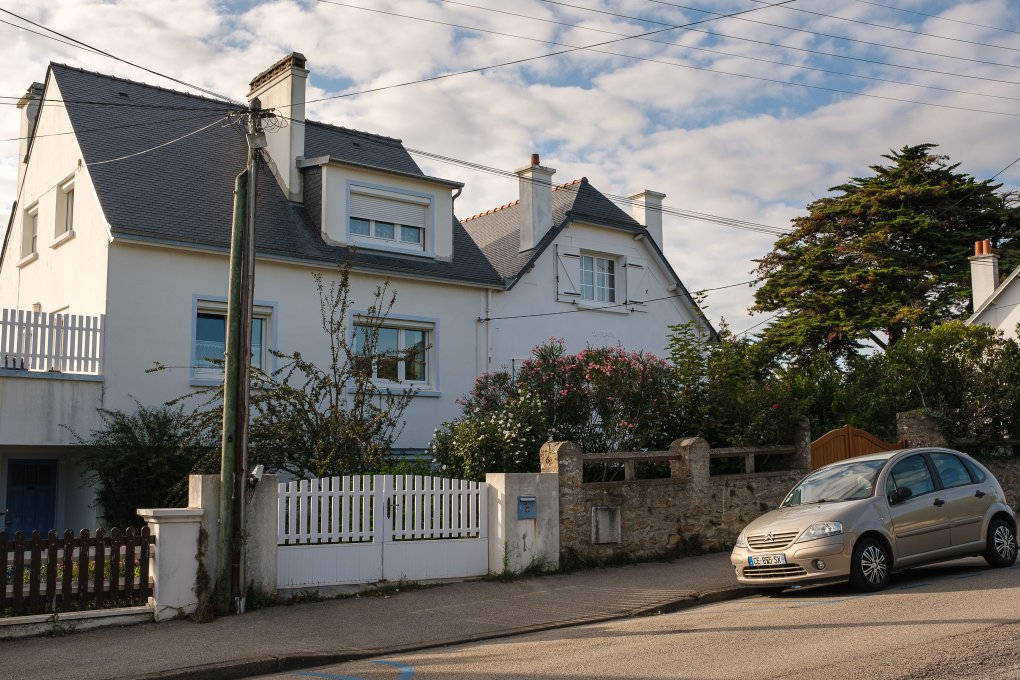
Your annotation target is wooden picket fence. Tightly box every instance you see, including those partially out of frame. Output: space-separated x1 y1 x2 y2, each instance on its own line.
0 308 104 374
0 528 153 618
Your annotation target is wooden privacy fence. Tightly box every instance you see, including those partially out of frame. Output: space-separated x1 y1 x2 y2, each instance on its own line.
1 528 153 618
0 308 104 374
811 424 905 469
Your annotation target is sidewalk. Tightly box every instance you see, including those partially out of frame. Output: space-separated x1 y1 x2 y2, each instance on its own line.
1 552 745 680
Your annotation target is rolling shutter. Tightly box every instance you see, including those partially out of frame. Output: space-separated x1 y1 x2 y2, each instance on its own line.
350 192 427 228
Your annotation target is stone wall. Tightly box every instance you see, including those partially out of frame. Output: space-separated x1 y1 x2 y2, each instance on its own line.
984 459 1020 510
540 437 809 560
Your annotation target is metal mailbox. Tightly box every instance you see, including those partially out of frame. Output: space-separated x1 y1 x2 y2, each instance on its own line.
517 496 537 520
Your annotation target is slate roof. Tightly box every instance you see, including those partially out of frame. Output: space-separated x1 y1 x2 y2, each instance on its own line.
45 63 502 286
461 177 642 281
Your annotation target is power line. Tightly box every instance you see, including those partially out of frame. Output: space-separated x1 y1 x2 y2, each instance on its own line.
439 0 1020 105
631 0 1020 69
742 0 1020 53
849 0 1020 37
299 0 798 107
735 311 783 337
0 7 240 104
0 110 239 143
309 1 1020 119
84 115 232 166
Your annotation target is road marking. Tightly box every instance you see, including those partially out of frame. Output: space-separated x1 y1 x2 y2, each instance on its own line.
295 661 415 680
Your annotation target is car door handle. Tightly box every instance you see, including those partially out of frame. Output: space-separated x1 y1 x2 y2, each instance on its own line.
933 498 946 507
975 490 986 498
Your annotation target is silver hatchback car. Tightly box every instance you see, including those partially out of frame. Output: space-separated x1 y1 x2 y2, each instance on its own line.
730 448 1017 592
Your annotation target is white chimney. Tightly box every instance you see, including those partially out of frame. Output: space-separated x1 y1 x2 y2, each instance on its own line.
970 239 1000 309
516 153 555 252
248 53 307 201
16 82 44 190
629 189 665 248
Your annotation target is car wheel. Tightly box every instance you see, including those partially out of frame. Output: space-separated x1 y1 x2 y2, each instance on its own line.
850 537 891 592
983 518 1018 568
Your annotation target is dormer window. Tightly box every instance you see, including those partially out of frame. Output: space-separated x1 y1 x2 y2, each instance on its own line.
347 185 431 255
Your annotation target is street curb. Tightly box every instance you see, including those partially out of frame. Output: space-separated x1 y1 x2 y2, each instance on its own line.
113 587 752 680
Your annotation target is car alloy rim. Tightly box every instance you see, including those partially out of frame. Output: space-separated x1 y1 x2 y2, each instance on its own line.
994 525 1017 560
861 545 887 584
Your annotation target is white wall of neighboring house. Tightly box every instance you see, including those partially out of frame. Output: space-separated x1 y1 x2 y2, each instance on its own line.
485 220 701 372
103 241 486 449
972 279 1020 341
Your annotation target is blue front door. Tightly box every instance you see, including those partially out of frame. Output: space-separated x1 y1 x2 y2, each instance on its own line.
4 460 57 535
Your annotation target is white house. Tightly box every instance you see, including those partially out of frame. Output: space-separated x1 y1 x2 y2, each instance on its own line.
966 239 1020 340
0 54 713 534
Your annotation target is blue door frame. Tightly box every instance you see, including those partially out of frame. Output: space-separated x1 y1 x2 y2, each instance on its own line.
4 459 58 535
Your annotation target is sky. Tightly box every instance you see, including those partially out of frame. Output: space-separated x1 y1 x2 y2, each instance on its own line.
2 0 1019 336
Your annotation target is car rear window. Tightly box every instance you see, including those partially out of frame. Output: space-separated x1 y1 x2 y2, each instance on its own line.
931 453 972 489
962 457 987 484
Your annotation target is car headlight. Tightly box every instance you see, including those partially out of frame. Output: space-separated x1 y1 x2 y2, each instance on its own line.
795 522 843 543
734 529 747 548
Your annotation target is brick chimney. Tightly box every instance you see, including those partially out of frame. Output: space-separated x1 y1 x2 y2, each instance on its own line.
248 53 307 201
970 239 1000 309
16 82 44 190
516 153 556 252
628 189 665 248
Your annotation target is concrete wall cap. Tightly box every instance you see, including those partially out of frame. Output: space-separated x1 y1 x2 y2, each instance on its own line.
137 507 203 523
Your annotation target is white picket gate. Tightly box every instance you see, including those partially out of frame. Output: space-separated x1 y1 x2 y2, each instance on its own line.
276 475 489 588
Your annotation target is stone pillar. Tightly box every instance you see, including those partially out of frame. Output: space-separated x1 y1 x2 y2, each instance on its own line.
137 508 203 621
487 473 559 573
897 410 948 447
540 441 582 557
669 437 710 496
793 418 812 469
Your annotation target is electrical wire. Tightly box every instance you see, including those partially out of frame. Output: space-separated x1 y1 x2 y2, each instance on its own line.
742 0 1020 53
0 7 241 104
85 116 231 166
850 0 1020 35
630 0 1020 68
308 1 1020 119
439 0 1020 102
300 0 798 107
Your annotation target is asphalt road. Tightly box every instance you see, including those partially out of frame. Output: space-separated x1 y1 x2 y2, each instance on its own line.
263 558 1020 680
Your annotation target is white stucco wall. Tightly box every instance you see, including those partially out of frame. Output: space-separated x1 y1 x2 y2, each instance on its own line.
0 78 111 316
319 163 456 262
483 220 705 372
970 272 1020 341
103 241 487 449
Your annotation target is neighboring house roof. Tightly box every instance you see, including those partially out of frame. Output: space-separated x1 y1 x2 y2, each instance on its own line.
967 262 1020 326
42 63 502 286
461 177 718 338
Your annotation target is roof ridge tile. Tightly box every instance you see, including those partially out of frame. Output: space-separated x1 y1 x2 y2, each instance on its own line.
463 177 586 222
304 119 404 146
49 62 237 108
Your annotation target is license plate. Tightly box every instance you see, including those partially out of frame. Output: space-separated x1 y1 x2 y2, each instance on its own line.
748 554 787 566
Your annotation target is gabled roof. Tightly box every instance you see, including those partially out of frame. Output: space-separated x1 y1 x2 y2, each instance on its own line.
461 178 641 280
42 63 502 286
460 177 717 338
967 262 1020 325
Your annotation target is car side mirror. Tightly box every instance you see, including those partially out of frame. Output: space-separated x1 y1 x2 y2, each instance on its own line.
889 486 912 505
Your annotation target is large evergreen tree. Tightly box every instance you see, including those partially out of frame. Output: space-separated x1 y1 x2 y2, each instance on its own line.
753 144 1020 358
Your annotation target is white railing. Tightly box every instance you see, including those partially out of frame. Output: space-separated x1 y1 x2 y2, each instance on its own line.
0 308 104 374
278 475 487 545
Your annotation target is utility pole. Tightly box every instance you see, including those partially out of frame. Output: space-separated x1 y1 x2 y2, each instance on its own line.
217 98 267 614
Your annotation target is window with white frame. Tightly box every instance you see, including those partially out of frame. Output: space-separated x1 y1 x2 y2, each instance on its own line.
348 188 429 251
193 303 271 378
580 253 617 303
353 320 431 385
22 204 39 257
57 181 74 236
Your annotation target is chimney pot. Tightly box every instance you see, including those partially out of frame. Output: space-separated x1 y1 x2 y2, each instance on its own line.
531 153 540 166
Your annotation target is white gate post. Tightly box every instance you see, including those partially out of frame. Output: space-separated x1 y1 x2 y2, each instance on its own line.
137 508 203 621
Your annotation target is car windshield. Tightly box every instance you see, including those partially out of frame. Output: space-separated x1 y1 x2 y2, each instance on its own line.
782 460 887 507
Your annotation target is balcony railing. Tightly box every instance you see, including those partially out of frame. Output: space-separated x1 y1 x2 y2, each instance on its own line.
0 308 104 375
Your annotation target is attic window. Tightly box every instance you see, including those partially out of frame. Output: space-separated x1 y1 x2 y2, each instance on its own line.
347 185 431 254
